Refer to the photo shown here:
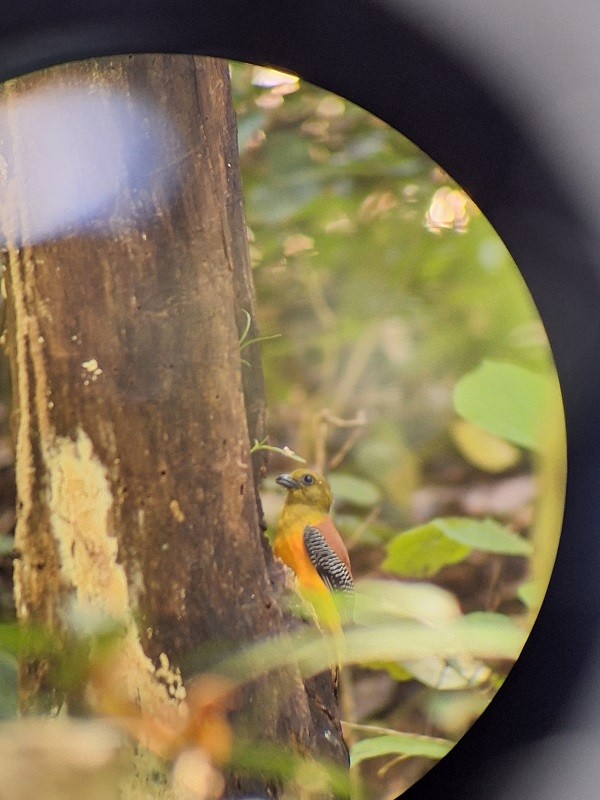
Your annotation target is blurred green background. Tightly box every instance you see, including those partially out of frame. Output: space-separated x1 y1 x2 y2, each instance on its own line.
231 62 566 798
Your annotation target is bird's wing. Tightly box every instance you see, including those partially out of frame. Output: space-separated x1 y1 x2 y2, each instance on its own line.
313 516 352 574
303 525 354 594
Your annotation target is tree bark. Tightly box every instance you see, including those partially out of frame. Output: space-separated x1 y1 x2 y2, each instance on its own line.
0 54 347 797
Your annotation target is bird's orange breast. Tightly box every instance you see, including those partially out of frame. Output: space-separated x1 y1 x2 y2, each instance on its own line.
274 523 328 594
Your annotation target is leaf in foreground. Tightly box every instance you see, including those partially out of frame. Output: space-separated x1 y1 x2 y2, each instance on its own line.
350 733 453 766
384 517 532 578
453 360 550 451
207 612 527 685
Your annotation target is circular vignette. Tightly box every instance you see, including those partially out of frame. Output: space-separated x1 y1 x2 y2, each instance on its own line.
1 3 599 800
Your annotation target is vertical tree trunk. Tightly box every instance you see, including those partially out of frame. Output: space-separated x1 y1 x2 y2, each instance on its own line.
0 54 347 797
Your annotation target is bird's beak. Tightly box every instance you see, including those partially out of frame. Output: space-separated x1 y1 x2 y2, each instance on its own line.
276 473 301 490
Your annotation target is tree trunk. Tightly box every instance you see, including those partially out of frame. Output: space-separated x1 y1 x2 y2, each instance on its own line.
0 54 347 797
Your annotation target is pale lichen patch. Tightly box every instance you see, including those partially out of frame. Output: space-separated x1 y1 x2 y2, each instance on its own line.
4 251 174 713
169 499 186 523
155 652 187 702
81 358 103 381
46 429 128 618
46 428 175 713
82 358 99 373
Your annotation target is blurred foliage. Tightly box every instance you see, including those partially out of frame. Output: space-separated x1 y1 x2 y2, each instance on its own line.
0 59 566 800
383 516 532 579
453 360 552 450
231 61 566 798
349 731 453 767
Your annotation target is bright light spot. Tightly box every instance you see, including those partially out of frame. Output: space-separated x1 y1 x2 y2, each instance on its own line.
425 187 471 233
272 82 300 97
251 66 300 88
316 96 346 118
359 191 398 221
255 93 284 110
283 233 315 256
402 184 419 202
324 215 355 234
82 359 99 373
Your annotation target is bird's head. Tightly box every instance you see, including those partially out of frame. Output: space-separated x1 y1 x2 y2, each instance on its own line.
276 469 333 514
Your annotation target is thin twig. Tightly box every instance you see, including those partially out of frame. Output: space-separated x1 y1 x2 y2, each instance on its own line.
314 408 367 473
328 426 366 471
250 438 306 463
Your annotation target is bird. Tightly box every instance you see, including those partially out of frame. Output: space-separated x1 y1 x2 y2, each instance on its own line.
274 469 353 631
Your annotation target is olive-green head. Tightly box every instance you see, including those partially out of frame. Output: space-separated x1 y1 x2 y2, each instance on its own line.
275 469 333 514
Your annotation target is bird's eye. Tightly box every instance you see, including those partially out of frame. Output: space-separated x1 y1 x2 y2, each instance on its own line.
302 474 315 485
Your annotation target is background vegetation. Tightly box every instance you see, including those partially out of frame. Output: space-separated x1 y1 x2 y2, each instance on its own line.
231 62 565 798
0 59 566 800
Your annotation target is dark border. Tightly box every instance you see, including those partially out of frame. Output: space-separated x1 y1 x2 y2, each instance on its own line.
2 2 599 799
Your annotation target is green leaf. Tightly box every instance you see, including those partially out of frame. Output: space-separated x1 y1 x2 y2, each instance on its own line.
0 622 56 656
354 579 461 625
453 360 550 450
434 517 533 556
329 473 381 508
363 661 414 682
451 418 521 473
460 611 523 635
344 613 527 664
350 733 453 766
401 654 491 690
383 523 471 578
517 580 544 609
208 610 527 684
383 517 531 578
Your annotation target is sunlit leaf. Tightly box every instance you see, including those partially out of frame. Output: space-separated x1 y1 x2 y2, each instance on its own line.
207 612 527 685
384 517 531 578
517 580 544 609
350 733 453 766
426 692 493 738
434 517 532 556
451 418 521 473
352 583 492 689
251 67 300 88
453 360 551 450
383 524 471 578
363 661 414 682
353 579 461 626
425 187 471 234
401 655 490 690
